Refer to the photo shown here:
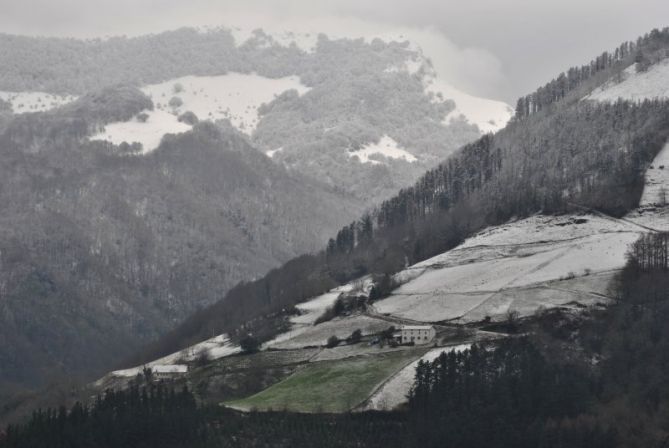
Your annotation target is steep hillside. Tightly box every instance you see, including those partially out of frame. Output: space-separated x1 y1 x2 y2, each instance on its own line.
129 28 669 379
0 88 361 393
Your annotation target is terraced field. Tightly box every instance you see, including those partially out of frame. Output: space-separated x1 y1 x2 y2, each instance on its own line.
225 349 427 413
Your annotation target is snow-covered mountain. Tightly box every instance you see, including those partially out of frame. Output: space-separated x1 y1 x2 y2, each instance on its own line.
0 27 511 205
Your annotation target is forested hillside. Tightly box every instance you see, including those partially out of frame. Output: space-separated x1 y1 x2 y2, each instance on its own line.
0 27 494 204
133 28 669 367
0 87 361 394
0 25 508 394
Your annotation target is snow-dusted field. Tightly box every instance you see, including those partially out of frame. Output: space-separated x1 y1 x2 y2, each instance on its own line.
311 343 414 363
375 214 642 323
90 73 310 153
639 141 669 207
0 91 76 113
268 315 392 350
587 58 669 102
364 344 471 410
348 136 418 165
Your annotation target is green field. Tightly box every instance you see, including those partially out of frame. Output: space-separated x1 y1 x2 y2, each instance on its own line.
225 349 425 413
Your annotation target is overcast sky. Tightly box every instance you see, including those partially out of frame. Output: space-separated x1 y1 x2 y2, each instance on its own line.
1 0 667 103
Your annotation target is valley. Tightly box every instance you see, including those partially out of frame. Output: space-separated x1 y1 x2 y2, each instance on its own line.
89 52 669 415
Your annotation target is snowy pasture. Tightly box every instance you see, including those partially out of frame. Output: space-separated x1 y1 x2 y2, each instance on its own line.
267 315 391 350
90 73 310 153
375 214 643 323
0 91 76 113
587 58 669 102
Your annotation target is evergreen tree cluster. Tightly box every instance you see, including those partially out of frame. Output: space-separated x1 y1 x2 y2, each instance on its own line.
407 339 595 448
625 232 669 271
0 385 207 448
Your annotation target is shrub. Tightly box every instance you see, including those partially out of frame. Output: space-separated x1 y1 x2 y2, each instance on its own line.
240 335 261 354
326 335 340 348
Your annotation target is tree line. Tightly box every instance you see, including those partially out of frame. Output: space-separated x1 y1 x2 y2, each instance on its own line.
514 27 669 119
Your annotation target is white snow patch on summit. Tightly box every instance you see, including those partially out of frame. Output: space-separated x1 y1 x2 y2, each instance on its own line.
143 74 310 134
0 91 76 113
348 136 418 165
587 58 669 102
90 73 310 153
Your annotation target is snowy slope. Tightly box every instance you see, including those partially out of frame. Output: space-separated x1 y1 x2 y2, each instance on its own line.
364 344 471 410
425 75 514 133
264 277 375 350
348 136 418 165
381 53 513 133
0 91 76 113
587 58 669 102
228 25 513 134
108 333 240 378
90 73 310 153
639 141 669 207
143 74 310 133
375 214 643 323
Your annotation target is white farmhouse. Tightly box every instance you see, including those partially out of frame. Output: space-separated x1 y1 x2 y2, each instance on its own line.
395 325 436 345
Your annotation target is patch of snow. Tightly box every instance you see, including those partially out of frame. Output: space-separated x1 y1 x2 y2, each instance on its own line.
425 74 514 134
0 91 76 113
376 214 643 323
152 365 188 374
90 109 191 154
348 136 418 165
364 344 471 410
109 333 240 378
267 315 391 350
143 74 310 135
263 277 374 350
90 73 310 153
639 141 669 207
266 147 283 158
219 24 513 134
587 58 669 102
